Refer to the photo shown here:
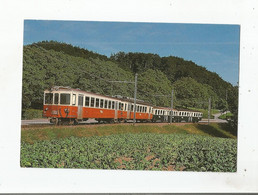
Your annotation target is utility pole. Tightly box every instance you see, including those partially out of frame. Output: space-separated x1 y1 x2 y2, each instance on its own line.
133 73 138 126
170 89 174 124
208 97 211 125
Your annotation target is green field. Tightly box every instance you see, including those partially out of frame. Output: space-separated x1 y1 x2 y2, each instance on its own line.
20 123 237 172
219 112 233 120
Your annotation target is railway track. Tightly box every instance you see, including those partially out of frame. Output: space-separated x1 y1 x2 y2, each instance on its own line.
21 117 226 129
21 120 193 129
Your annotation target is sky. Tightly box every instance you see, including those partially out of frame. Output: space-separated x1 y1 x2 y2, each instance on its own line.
24 20 240 86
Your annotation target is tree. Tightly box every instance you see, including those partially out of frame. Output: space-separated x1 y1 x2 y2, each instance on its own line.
137 69 172 107
227 86 238 130
172 77 218 109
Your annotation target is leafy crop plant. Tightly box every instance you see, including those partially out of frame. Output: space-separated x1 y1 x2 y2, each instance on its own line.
20 133 237 172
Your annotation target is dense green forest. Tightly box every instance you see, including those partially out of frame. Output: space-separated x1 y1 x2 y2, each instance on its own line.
22 41 238 125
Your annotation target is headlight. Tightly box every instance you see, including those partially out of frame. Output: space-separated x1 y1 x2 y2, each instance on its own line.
45 107 48 111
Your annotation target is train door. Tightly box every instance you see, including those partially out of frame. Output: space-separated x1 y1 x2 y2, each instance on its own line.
148 106 151 120
127 103 131 120
77 94 83 120
114 101 118 120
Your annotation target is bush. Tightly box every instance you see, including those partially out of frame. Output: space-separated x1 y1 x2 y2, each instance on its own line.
23 109 43 120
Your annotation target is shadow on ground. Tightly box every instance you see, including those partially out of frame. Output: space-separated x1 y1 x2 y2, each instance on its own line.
218 123 237 137
196 123 237 138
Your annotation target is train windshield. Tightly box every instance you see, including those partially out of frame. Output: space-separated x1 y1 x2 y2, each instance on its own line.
60 93 71 105
45 93 53 104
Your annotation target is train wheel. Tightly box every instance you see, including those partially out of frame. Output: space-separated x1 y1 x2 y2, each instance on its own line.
74 119 79 125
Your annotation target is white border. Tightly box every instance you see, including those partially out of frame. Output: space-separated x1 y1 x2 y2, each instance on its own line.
1 0 258 193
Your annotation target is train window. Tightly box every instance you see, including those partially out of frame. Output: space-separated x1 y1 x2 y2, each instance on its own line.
96 98 100 108
85 96 90 107
104 100 108 109
137 105 139 112
125 104 127 111
54 93 59 104
155 110 157 115
145 107 147 113
45 93 53 104
112 101 115 109
72 94 76 105
108 101 111 109
60 93 70 105
100 99 104 108
139 106 142 112
131 105 134 111
91 97 95 107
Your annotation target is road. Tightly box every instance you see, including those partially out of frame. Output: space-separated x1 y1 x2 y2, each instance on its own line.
199 111 228 123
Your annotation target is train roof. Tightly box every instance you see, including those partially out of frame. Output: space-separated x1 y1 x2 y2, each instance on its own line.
152 106 178 111
177 108 202 113
152 106 202 113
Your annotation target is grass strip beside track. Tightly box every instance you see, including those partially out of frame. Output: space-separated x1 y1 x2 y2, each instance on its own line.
21 123 236 144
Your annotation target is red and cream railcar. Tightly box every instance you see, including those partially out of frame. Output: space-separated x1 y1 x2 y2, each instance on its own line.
43 86 153 124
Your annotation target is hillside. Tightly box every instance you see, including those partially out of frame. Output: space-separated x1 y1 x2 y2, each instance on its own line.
22 44 173 110
22 41 238 118
110 52 233 99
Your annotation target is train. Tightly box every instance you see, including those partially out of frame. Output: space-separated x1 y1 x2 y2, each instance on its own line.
43 86 203 125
